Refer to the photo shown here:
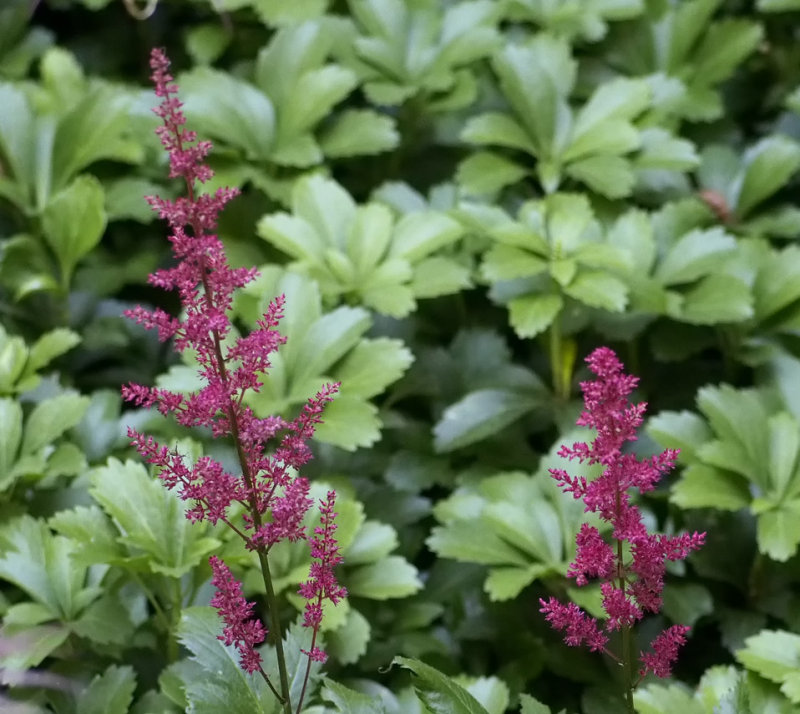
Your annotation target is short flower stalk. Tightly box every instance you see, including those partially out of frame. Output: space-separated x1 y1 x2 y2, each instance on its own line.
540 347 705 712
121 48 345 714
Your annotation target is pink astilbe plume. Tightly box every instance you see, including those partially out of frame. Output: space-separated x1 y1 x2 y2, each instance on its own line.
122 49 345 696
210 556 266 673
540 347 705 696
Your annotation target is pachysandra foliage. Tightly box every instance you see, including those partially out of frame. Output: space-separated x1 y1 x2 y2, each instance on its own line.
3 0 800 713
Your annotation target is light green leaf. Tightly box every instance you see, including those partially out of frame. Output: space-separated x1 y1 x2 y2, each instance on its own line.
41 175 107 284
655 228 736 286
411 256 472 298
391 212 464 262
324 609 371 666
736 135 800 218
89 459 220 578
0 515 96 619
77 665 136 714
507 293 563 338
491 36 575 158
434 388 539 452
519 693 553 714
455 676 509 714
322 678 385 713
758 0 800 9
345 521 398 564
291 305 370 387
565 154 635 198
671 465 751 510
634 682 703 714
756 501 800 561
662 583 714 627
461 112 536 153
177 607 275 714
311 393 380 451
21 392 89 455
334 338 413 399
48 505 121 566
51 87 134 192
181 68 276 160
427 521 530 567
0 398 22 484
26 328 81 373
319 109 398 157
457 151 529 195
71 593 136 645
347 556 422 599
647 409 713 463
677 274 753 324
393 657 490 714
736 629 800 701
563 271 628 311
484 565 547 601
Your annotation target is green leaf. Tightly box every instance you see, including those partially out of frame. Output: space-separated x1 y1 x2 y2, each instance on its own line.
677 274 753 324
21 392 89 455
484 565 546 601
26 328 81 373
661 583 714 627
345 521 398 565
0 515 97 619
347 556 422 599
71 593 136 645
756 501 800 562
322 678 385 714
563 271 628 311
565 154 635 198
77 665 136 714
519 693 553 714
392 657 490 714
48 505 121 566
736 135 800 218
312 393 380 451
333 338 414 399
433 388 540 452
319 109 398 157
507 293 563 338
51 86 134 192
428 521 530 567
491 36 575 159
655 228 736 286
412 256 471 298
0 398 22 485
325 608 371 665
89 459 219 577
671 464 751 510
176 607 276 714
41 175 107 284
737 630 800 703
181 68 276 160
457 151 529 195
455 676 509 714
634 683 703 714
758 0 800 9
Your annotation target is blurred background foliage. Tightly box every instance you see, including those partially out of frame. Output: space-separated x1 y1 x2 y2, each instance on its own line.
2 0 800 712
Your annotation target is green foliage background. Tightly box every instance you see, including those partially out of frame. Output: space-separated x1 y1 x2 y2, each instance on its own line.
2 0 800 712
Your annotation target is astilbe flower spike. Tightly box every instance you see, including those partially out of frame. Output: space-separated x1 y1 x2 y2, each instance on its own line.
122 48 344 713
539 347 705 711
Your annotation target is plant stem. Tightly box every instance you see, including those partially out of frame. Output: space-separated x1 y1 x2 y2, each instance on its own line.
257 550 293 714
616 490 635 713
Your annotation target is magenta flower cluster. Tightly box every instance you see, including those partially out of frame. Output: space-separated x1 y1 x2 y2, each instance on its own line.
122 48 344 675
540 347 705 681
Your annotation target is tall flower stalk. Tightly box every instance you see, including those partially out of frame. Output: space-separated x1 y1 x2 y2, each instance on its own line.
540 347 705 712
122 48 345 714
